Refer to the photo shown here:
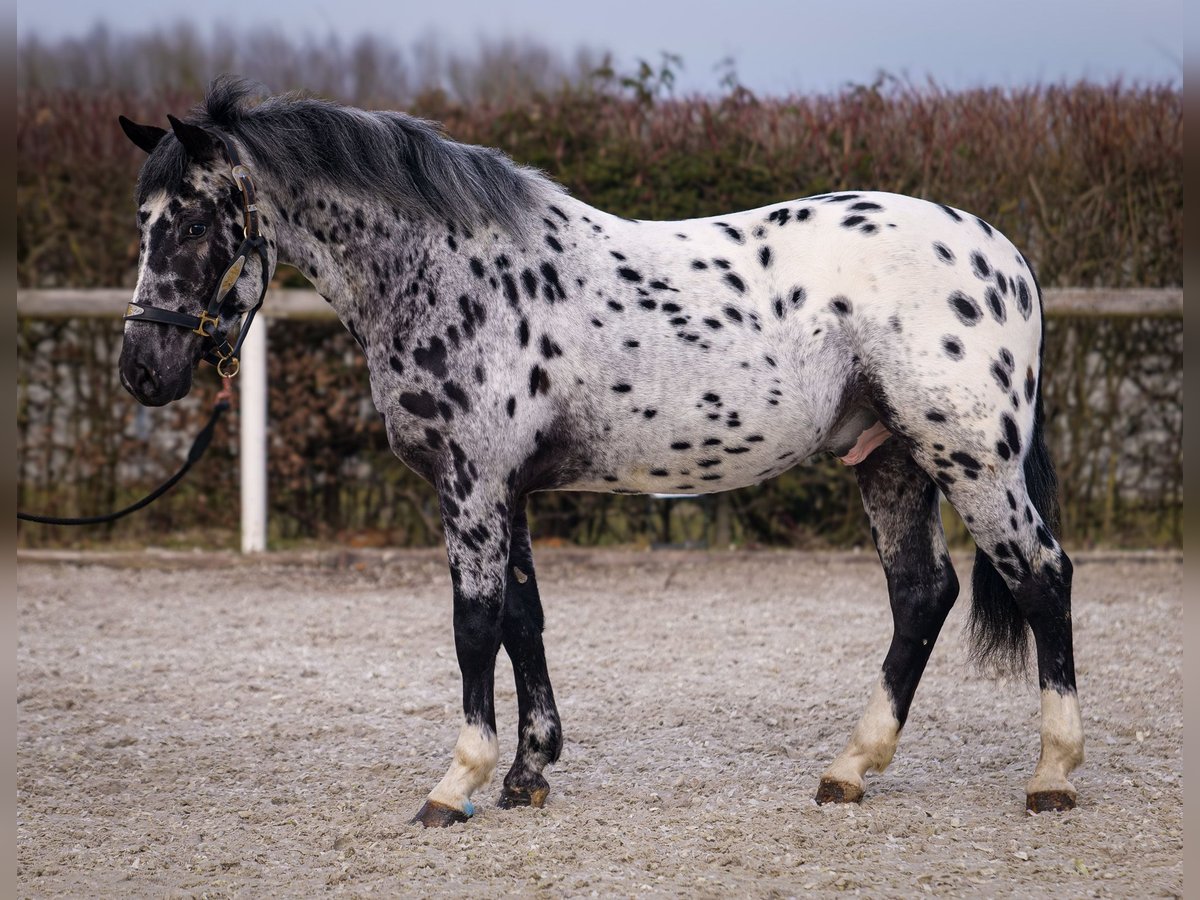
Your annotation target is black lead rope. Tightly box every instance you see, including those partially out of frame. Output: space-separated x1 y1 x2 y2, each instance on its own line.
17 395 230 526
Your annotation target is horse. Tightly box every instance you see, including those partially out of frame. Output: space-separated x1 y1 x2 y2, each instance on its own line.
115 77 1083 827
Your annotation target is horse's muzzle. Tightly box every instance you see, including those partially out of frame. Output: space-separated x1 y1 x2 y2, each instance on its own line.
120 357 192 407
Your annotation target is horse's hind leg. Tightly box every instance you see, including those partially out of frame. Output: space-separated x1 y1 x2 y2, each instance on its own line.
873 378 1082 810
496 503 563 809
816 440 959 804
930 458 1083 812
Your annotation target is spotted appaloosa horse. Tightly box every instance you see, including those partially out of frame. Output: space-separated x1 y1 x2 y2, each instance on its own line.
116 78 1083 826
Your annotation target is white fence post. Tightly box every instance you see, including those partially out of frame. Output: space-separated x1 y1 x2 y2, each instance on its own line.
239 319 269 553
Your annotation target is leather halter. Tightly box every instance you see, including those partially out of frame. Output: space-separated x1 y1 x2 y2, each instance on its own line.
123 131 270 378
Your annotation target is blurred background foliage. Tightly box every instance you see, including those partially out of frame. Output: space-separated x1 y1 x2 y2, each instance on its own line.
16 31 1183 550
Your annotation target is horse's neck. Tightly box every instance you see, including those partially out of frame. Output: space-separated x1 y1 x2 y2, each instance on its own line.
271 185 446 336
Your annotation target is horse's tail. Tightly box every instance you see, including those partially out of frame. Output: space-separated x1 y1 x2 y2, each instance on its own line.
967 260 1059 678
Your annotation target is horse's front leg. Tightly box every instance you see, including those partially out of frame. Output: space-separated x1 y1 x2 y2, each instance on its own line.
411 478 511 828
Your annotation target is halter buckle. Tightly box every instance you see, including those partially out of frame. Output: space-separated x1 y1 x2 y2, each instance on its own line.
193 310 220 338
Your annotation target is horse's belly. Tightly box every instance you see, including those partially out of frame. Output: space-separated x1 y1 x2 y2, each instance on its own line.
563 405 823 495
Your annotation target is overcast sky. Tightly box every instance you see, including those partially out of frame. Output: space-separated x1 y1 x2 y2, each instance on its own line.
17 0 1182 94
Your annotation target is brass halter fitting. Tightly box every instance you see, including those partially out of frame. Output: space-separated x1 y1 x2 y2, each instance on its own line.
193 310 220 338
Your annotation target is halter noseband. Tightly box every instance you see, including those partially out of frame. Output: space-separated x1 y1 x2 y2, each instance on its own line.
123 131 270 378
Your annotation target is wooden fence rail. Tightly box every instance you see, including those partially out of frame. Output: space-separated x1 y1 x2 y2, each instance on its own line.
16 288 1184 552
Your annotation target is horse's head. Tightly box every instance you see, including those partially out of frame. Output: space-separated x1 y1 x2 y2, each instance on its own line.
117 114 274 406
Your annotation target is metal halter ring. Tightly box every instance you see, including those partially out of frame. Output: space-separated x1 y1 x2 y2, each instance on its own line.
216 352 240 378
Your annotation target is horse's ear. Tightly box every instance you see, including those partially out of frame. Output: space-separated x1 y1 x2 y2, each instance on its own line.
166 114 219 162
118 115 167 154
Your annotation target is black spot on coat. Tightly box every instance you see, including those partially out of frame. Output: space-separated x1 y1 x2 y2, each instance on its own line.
540 262 566 301
501 272 519 306
443 381 470 412
1016 277 1033 318
948 291 982 325
971 252 992 279
1001 413 1022 455
950 451 982 470
939 204 963 222
529 365 550 397
985 286 1006 323
521 268 538 298
400 391 438 419
413 337 449 377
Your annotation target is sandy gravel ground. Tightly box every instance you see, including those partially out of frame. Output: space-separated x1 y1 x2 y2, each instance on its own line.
17 549 1182 898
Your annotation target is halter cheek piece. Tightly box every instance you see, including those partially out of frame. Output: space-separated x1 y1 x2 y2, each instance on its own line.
123 131 270 378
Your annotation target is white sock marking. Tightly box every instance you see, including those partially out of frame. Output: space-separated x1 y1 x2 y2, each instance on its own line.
822 680 901 788
1027 689 1084 796
428 722 500 811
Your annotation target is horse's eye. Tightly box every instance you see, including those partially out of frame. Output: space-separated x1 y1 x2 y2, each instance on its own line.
184 223 207 238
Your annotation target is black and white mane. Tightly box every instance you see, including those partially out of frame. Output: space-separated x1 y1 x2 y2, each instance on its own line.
136 78 553 230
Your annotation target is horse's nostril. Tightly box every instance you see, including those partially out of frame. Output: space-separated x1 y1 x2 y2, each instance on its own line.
135 362 160 393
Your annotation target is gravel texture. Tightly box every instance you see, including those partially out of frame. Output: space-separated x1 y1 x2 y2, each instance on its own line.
17 549 1182 897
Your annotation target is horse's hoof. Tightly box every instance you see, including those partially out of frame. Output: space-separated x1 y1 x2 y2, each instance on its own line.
497 774 550 809
815 778 864 805
410 799 471 828
497 784 550 809
1026 789 1077 813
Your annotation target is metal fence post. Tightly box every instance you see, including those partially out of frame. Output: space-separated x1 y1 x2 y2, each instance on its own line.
239 319 268 552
